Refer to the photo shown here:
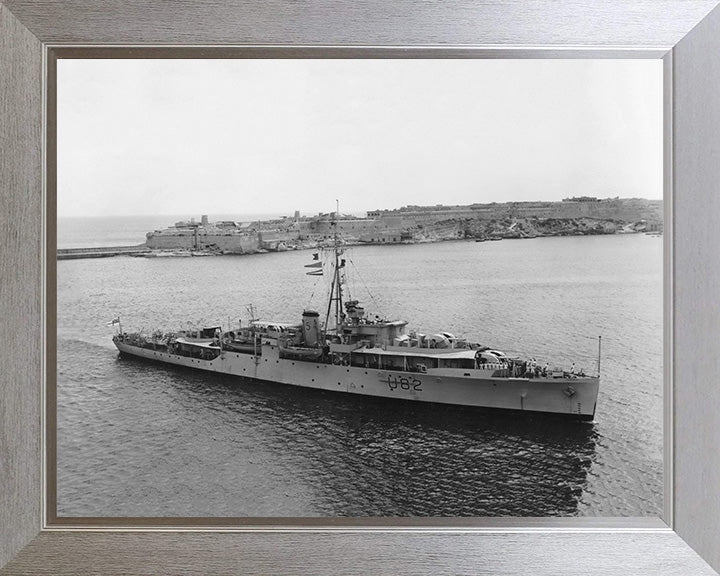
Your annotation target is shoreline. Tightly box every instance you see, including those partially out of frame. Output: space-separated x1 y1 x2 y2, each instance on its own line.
57 227 661 260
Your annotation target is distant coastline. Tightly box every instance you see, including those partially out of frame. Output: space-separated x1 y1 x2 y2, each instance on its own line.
58 197 663 259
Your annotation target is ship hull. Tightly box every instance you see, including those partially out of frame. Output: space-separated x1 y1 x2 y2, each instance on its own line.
115 341 599 420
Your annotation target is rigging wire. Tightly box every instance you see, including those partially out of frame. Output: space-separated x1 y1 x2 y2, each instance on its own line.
347 254 386 318
304 271 324 310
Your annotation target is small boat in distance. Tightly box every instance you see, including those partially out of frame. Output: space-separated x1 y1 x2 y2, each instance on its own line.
113 212 600 421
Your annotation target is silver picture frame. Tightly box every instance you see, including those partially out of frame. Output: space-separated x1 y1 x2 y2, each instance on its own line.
1 1 719 574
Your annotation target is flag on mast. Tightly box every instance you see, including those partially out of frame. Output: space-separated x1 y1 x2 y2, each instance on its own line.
106 317 120 326
306 270 323 276
304 261 323 268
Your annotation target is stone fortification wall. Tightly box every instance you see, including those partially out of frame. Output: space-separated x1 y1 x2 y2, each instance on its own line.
371 198 663 227
512 199 663 221
258 230 301 249
146 230 259 253
297 217 405 242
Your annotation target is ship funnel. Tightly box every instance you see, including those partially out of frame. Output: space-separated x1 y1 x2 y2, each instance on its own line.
302 310 321 347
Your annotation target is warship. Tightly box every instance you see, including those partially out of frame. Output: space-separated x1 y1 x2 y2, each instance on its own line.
113 216 600 420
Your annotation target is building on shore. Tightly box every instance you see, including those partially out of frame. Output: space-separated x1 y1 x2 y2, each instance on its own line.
144 197 663 253
145 213 414 253
145 218 260 253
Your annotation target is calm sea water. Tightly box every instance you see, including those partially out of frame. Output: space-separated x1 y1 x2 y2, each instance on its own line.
57 224 663 517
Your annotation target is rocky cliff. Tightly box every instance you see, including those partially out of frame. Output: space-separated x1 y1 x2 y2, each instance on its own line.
409 216 650 242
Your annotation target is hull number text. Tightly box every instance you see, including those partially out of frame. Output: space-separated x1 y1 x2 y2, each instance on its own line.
385 374 423 392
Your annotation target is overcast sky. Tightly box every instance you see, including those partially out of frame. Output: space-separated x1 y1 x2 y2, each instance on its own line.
58 59 662 218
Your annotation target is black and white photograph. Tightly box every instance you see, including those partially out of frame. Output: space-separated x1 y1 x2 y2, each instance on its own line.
56 58 663 518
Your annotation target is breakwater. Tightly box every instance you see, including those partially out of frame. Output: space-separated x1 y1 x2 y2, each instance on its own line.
57 245 150 260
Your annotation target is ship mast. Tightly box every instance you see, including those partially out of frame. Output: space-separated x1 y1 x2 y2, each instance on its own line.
334 200 343 331
323 200 344 335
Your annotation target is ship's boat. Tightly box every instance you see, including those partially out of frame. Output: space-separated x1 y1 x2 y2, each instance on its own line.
112 213 600 420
